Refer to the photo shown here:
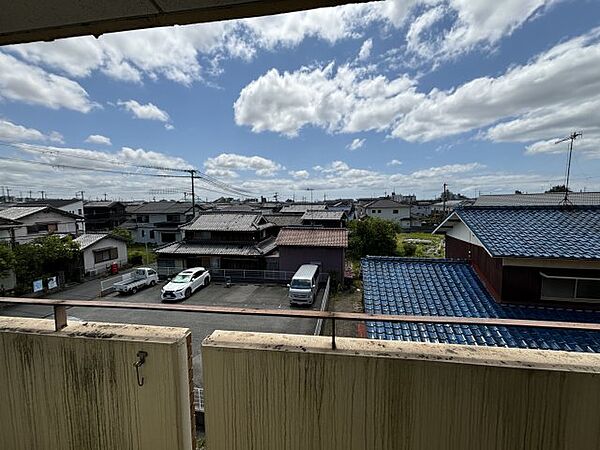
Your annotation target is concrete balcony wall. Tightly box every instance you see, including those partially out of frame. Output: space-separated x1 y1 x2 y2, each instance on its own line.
203 331 600 450
0 317 193 450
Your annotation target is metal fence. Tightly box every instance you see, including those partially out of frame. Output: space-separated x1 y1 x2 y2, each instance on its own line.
209 269 296 284
314 275 332 336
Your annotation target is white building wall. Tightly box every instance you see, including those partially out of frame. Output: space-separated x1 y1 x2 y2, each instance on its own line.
365 206 411 225
12 211 78 244
446 221 484 248
82 238 128 274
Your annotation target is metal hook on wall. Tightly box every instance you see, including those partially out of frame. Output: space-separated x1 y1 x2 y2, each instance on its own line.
134 351 148 387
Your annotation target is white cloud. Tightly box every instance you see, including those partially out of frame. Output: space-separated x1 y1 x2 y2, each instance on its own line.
118 100 170 122
204 153 282 177
164 124 175 131
358 39 373 60
0 52 96 113
0 119 63 143
234 62 422 137
85 134 112 145
410 162 483 178
347 138 366 150
387 159 403 166
289 170 310 179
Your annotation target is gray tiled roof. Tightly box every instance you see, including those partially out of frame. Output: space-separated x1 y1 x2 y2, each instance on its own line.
181 213 272 232
474 192 600 207
127 201 195 214
0 206 47 220
264 214 304 227
276 227 348 248
455 206 600 260
363 257 600 352
302 210 345 221
280 204 327 214
73 233 109 250
366 198 408 209
156 237 276 256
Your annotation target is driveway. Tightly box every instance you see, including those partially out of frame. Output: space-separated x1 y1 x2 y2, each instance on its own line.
1 277 324 387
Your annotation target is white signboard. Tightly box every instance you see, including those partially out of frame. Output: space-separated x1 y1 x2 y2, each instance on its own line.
48 277 58 290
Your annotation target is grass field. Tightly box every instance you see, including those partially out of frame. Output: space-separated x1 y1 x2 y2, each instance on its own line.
396 232 444 258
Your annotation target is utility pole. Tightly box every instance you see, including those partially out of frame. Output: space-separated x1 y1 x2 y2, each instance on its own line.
442 183 448 216
28 190 32 199
5 188 10 202
555 131 582 205
188 169 197 217
103 193 108 201
78 191 85 202
38 190 45 200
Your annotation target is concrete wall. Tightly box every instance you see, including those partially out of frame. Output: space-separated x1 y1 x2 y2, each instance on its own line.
0 317 193 450
82 237 129 274
203 331 600 450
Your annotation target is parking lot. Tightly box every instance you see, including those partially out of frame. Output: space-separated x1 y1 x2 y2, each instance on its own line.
1 278 325 387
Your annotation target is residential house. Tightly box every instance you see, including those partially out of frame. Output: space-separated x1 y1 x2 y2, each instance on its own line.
0 206 81 244
264 213 304 234
155 212 277 276
19 198 86 232
430 199 468 214
325 199 355 220
124 201 200 245
84 201 126 231
435 205 600 305
364 198 413 228
276 227 348 282
0 217 20 245
74 233 129 276
362 256 600 352
301 210 347 228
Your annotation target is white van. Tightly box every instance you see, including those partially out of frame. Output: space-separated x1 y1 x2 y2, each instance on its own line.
288 264 320 306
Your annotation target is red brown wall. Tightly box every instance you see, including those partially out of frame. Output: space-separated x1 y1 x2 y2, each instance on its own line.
278 246 345 282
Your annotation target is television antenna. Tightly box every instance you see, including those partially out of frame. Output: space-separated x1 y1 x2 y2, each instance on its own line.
555 131 582 205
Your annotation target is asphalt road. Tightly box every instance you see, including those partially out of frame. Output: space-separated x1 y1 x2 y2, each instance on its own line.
1 276 324 387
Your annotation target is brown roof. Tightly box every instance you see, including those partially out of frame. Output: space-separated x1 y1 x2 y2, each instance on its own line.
276 227 348 248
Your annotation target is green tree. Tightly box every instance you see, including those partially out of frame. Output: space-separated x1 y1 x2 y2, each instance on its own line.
110 227 133 245
545 185 571 193
0 243 15 277
348 218 398 259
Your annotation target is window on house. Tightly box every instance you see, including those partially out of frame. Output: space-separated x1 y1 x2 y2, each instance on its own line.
93 247 119 263
141 230 145 237
166 214 180 222
27 223 57 234
161 232 176 243
541 273 600 302
371 209 376 213
149 230 155 239
198 231 211 240
393 210 398 214
377 210 382 213
78 209 82 215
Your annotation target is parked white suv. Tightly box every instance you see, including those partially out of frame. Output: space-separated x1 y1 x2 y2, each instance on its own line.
161 267 211 301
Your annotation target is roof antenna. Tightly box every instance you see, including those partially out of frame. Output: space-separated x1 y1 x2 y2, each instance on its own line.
554 131 582 206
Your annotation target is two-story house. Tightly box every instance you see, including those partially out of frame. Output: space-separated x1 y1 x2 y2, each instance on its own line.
0 206 81 244
125 201 200 245
20 198 86 233
84 201 126 231
155 212 277 277
364 198 414 228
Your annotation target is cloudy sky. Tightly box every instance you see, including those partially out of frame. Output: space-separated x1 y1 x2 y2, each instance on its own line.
1 0 600 201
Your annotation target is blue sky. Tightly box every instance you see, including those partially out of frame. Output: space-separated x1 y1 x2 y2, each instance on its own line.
1 0 600 201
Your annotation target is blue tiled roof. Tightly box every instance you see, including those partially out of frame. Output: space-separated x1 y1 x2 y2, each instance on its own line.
362 257 600 352
455 206 600 260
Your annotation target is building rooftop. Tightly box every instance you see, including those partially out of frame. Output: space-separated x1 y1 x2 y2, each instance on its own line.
447 206 600 260
127 201 196 214
84 201 123 208
362 257 600 352
0 206 49 220
73 233 127 250
301 210 345 221
156 237 276 257
474 192 600 207
366 198 408 209
276 227 348 248
280 204 327 214
19 198 81 208
181 212 273 232
264 214 304 227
